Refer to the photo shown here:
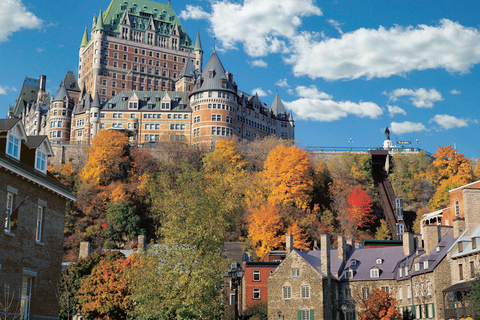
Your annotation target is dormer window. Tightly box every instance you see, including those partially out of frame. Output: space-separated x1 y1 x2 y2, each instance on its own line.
351 260 357 266
459 242 464 253
370 268 380 278
424 261 429 269
436 246 441 252
6 134 20 159
415 263 420 271
345 269 354 279
35 150 47 174
376 259 383 265
473 238 477 250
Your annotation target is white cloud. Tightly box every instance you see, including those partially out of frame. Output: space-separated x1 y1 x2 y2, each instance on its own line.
285 98 382 122
295 85 332 99
287 88 294 95
389 88 443 108
390 121 426 134
0 86 16 95
387 105 406 117
450 89 461 95
327 19 343 35
276 78 290 88
36 47 44 53
0 0 43 42
430 114 468 130
181 0 322 57
250 59 268 67
251 88 271 97
287 19 480 80
179 5 210 20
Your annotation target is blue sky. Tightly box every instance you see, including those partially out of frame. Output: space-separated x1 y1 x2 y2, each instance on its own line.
0 0 479 158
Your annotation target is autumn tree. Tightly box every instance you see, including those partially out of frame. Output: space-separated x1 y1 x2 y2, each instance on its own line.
346 186 376 230
103 201 143 247
375 219 391 240
77 257 136 320
358 288 401 320
80 130 130 186
248 205 284 258
286 220 311 250
257 145 314 208
427 146 473 209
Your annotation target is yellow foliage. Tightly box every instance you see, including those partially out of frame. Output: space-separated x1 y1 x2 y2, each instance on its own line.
203 140 247 172
109 183 128 204
60 162 75 179
80 130 129 185
248 205 284 258
286 220 311 250
47 164 56 173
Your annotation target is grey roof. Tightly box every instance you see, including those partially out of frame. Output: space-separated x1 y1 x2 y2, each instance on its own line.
179 57 198 78
270 92 288 115
54 83 71 101
24 135 47 149
63 71 80 92
0 118 21 131
74 92 93 115
102 90 190 111
91 92 101 108
190 52 237 96
409 234 455 276
450 224 480 258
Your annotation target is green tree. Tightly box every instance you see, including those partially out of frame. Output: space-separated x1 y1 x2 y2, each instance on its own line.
465 272 480 319
104 201 143 247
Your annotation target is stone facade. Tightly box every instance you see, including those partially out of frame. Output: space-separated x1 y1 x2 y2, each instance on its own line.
0 119 75 320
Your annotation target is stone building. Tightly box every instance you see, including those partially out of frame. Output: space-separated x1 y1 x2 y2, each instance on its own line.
0 119 75 320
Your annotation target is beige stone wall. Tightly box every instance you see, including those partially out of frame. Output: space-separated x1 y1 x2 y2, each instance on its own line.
268 251 325 320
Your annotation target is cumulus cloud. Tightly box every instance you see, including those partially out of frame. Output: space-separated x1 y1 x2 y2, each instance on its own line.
450 89 461 95
276 78 290 88
0 86 16 95
389 88 443 108
295 85 332 99
251 88 271 97
390 121 426 134
387 105 406 117
287 19 480 80
250 59 268 67
0 0 43 42
285 98 382 122
430 114 468 130
179 5 210 20
180 0 322 57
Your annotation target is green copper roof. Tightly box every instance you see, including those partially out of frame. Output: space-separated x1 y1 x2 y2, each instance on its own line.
95 9 105 31
80 27 89 47
194 29 202 52
102 0 194 49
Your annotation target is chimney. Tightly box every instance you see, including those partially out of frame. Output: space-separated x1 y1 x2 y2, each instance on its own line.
463 189 480 235
345 238 354 249
422 225 440 254
79 241 91 259
453 217 466 238
138 235 145 251
338 235 346 261
320 234 331 276
403 232 415 256
286 234 293 255
39 75 46 92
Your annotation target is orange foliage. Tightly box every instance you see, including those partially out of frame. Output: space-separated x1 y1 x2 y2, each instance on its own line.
358 288 401 320
203 140 247 173
259 145 313 208
60 163 76 179
248 205 284 258
80 130 129 186
346 186 375 228
286 220 311 250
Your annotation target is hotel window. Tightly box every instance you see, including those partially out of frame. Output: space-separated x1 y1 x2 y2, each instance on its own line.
253 288 260 299
253 270 260 281
283 286 291 300
6 134 20 159
301 285 310 299
36 205 44 242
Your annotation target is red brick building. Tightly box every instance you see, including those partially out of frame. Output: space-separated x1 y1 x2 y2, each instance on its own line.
242 261 280 311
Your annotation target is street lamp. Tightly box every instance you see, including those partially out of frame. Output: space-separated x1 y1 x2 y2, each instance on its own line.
348 138 353 151
229 265 244 320
277 310 284 320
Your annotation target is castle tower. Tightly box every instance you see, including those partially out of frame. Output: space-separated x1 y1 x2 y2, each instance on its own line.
90 92 101 140
270 92 294 139
189 52 238 147
48 83 74 143
193 30 203 71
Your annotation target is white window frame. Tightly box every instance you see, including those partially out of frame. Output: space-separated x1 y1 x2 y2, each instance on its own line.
283 286 291 300
407 284 411 299
398 286 403 300
301 285 310 299
253 270 260 281
370 268 379 278
36 205 44 243
301 310 310 320
6 134 20 159
292 268 300 277
362 287 369 299
35 150 47 173
253 288 260 299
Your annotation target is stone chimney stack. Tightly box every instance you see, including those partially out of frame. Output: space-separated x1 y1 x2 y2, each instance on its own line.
286 234 293 255
138 235 145 251
453 217 466 238
403 232 415 256
79 241 91 259
321 234 331 276
422 225 441 254
338 235 346 261
463 189 480 235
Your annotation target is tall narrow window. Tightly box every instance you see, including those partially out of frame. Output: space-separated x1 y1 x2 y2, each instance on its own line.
253 270 260 281
283 286 291 300
35 151 46 173
302 285 310 299
6 134 20 159
36 206 44 242
470 261 475 279
20 276 32 320
455 201 460 216
253 288 260 299
459 264 464 281
5 193 13 232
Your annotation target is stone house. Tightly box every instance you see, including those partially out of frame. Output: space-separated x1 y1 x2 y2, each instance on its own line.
0 118 75 320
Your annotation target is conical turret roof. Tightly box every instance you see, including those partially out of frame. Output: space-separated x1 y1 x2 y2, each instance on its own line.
91 91 101 108
270 92 287 115
80 27 89 47
95 9 105 31
54 82 70 101
190 52 236 95
194 30 203 52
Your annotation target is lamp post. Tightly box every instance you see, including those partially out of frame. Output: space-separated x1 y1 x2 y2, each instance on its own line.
228 265 244 320
277 310 284 320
